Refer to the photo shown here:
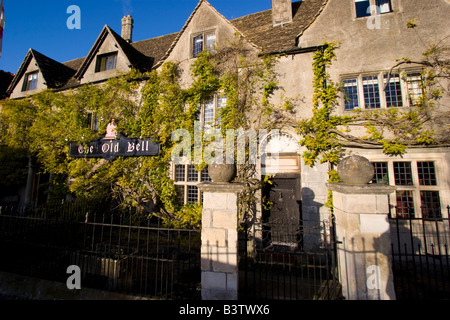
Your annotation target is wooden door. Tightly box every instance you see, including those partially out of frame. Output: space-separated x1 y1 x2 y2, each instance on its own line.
262 174 301 248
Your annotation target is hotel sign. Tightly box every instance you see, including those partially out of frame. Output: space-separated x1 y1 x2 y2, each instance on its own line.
69 135 160 161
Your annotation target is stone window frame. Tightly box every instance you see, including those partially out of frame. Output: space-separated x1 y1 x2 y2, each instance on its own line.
171 93 225 206
370 159 444 219
95 51 118 73
196 93 227 130
191 29 216 58
22 71 39 92
341 70 422 112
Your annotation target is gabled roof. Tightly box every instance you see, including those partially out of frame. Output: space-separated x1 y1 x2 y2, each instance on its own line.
6 0 329 96
152 0 255 69
152 0 328 67
231 0 328 54
74 25 154 80
6 48 76 95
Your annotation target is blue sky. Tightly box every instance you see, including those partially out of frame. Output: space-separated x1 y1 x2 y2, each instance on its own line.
0 0 272 74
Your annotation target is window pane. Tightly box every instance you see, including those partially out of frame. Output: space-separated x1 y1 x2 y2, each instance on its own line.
193 34 203 58
29 73 38 90
97 53 117 72
396 190 415 218
371 162 389 184
384 74 403 107
105 54 117 71
205 33 216 51
343 78 359 110
393 162 413 185
175 185 185 205
201 168 211 182
204 97 215 128
406 73 424 106
100 57 107 72
376 0 392 14
187 186 199 204
175 165 185 182
355 0 371 18
24 72 38 91
420 191 441 219
417 161 437 186
216 96 227 125
187 164 198 182
363 76 380 109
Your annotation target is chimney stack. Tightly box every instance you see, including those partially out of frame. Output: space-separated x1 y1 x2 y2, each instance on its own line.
121 15 134 43
271 0 293 27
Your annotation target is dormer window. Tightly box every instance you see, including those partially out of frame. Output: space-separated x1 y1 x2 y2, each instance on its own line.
192 32 216 58
22 71 39 91
95 52 118 72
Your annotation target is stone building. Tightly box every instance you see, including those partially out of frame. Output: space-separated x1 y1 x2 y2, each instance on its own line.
3 0 449 227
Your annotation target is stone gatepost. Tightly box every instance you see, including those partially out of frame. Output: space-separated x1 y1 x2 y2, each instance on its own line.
328 155 397 300
197 182 244 300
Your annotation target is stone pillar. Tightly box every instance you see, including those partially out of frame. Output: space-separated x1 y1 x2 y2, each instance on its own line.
197 182 244 300
328 155 396 300
328 183 396 300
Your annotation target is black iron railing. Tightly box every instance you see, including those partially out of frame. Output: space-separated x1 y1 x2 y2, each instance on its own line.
389 206 450 300
239 218 342 300
0 203 201 300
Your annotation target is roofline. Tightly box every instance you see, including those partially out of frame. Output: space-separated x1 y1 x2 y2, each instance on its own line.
6 48 34 95
296 0 329 40
152 0 203 69
152 0 260 70
73 25 135 80
73 25 109 79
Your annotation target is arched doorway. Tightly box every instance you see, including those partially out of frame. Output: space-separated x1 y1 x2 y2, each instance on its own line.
260 131 302 248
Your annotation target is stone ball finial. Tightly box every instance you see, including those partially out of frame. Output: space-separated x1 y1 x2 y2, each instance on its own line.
337 155 374 185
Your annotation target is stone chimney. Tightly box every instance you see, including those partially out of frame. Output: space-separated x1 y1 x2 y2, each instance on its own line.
271 0 293 27
121 15 134 43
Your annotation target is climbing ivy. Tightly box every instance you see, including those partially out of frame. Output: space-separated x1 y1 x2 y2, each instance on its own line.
0 37 291 228
297 31 448 211
2 22 444 225
297 42 353 168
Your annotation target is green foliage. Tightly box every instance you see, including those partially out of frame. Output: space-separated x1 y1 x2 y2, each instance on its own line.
297 42 351 167
407 19 417 29
0 67 199 226
0 146 28 193
0 36 291 227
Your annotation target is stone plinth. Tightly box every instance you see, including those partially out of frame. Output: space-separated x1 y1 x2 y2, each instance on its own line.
327 183 397 300
198 182 244 300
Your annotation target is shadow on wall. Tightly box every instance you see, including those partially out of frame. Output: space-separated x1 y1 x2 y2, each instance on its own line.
338 233 397 300
301 187 325 251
